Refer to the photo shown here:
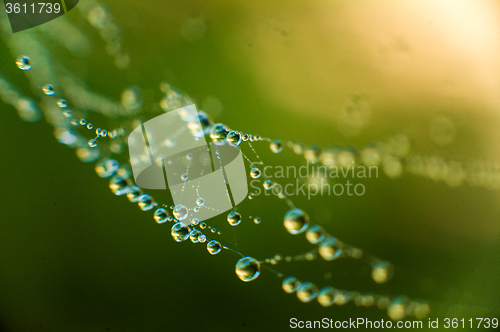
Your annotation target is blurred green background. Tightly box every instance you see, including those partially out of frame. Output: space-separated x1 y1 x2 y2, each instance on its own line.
1 0 499 331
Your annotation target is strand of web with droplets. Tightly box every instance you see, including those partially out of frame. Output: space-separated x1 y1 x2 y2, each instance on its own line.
2 1 496 321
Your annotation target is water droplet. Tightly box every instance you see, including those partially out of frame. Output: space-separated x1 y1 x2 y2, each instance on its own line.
189 229 202 243
412 301 431 319
185 153 193 161
227 211 242 226
338 147 357 167
101 129 107 137
57 99 68 108
371 260 394 284
207 240 222 255
283 209 309 235
304 145 321 163
226 130 242 146
153 207 169 223
200 222 207 229
235 256 261 282
250 167 261 179
387 296 409 321
79 119 87 125
163 137 176 148
263 179 272 190
62 110 72 118
193 206 200 212
173 204 188 220
16 56 32 71
121 85 143 110
253 217 261 224
270 140 283 153
87 123 94 130
318 237 343 261
210 123 229 144
171 222 190 242
334 290 350 305
198 234 207 243
361 146 381 166
42 84 55 96
296 282 318 303
137 194 155 211
181 173 188 181
196 197 205 206
282 276 301 293
305 224 325 244
317 286 336 307
293 142 305 155
192 218 200 225
88 139 98 148
95 159 120 178
383 156 403 179
198 111 213 135
126 186 143 202
210 227 216 233
109 175 131 196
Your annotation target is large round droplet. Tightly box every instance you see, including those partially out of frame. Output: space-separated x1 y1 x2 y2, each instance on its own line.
305 224 325 244
227 211 242 226
42 84 56 96
250 167 261 179
318 237 343 261
137 194 155 211
371 260 394 284
270 140 283 153
317 286 336 307
283 209 309 235
196 197 205 206
235 256 260 282
226 131 242 146
282 276 301 293
207 240 222 255
210 123 229 144
173 204 188 220
171 222 190 242
154 207 169 224
263 179 272 190
296 282 318 303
